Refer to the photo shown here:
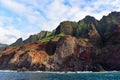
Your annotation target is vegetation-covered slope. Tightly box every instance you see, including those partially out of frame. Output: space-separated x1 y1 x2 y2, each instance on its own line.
0 11 120 71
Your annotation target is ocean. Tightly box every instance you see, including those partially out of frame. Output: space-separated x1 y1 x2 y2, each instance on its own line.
0 71 120 80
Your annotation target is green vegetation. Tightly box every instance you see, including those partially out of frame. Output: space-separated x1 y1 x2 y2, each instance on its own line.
73 16 99 37
25 31 52 43
11 11 120 46
39 33 65 43
75 21 89 37
37 31 52 39
97 12 120 38
55 21 77 35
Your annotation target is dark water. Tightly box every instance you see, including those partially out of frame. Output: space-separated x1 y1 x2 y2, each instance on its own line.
0 71 120 80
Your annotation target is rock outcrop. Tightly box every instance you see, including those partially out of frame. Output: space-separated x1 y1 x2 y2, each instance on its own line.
54 35 93 71
0 35 93 71
0 42 56 71
0 11 120 71
11 38 23 47
106 24 120 44
55 21 77 35
11 31 51 47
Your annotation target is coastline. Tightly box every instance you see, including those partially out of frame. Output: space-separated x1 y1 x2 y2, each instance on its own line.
0 70 118 74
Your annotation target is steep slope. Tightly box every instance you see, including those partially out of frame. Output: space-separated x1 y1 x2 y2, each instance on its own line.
24 31 51 44
0 11 120 71
55 21 77 35
98 11 120 39
0 23 103 71
0 42 57 71
11 31 51 47
0 35 93 71
75 16 99 37
10 38 23 47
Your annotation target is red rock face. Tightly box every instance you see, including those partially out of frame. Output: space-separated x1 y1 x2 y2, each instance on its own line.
54 35 76 62
0 42 56 71
88 23 102 47
0 32 120 71
54 35 93 71
93 45 120 70
73 46 90 61
0 35 93 71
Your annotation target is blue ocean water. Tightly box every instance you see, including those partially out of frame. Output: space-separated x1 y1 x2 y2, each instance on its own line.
0 71 120 80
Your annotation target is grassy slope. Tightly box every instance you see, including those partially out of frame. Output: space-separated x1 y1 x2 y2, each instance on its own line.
39 33 65 43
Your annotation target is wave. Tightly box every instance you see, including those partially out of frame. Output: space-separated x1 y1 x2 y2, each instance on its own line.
0 70 17 73
0 70 119 74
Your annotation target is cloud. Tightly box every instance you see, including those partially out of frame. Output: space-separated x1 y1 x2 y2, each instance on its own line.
0 0 120 44
0 26 21 44
0 0 29 14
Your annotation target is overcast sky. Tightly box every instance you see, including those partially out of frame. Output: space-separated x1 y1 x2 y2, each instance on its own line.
0 0 120 44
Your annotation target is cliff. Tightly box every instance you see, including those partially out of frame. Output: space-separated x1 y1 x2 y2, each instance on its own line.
0 11 120 71
11 31 51 47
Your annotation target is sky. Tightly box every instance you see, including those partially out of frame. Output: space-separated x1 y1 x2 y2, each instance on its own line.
0 0 120 44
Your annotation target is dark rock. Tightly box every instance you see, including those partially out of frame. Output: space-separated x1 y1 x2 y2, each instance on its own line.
11 38 23 47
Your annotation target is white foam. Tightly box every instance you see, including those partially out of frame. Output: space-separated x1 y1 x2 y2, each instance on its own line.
0 70 119 74
0 70 17 73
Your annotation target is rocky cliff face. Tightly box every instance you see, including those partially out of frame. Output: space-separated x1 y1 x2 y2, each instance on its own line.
0 11 120 71
54 35 93 71
55 21 77 35
0 35 93 71
0 42 56 71
106 23 120 44
11 31 51 47
10 38 23 47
